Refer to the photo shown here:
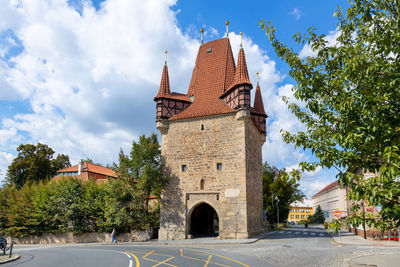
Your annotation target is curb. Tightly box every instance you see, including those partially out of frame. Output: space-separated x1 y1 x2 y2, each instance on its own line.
13 232 276 247
331 234 400 247
0 254 20 265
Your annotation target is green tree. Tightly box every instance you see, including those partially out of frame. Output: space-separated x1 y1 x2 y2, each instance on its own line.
115 134 169 214
6 143 70 189
263 162 305 224
260 0 400 231
313 205 325 224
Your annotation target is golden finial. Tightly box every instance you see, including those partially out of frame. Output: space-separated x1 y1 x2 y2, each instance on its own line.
257 72 260 85
164 50 167 65
240 32 243 48
200 28 204 45
225 20 229 38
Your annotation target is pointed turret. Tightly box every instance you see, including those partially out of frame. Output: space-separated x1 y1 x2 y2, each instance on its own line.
221 40 252 110
228 37 252 91
254 83 266 115
155 63 171 99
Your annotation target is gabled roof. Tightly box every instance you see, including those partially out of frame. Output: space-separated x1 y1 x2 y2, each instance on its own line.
312 180 339 199
253 83 266 115
57 162 117 178
171 38 236 120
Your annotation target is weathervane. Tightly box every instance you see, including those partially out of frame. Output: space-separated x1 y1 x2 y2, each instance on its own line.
240 32 243 48
164 50 167 65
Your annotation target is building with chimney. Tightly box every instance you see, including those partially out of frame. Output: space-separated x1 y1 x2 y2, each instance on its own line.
154 28 267 240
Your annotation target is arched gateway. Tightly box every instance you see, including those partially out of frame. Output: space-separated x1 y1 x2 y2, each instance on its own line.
190 203 219 237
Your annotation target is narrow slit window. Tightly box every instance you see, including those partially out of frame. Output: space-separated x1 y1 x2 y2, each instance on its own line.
217 163 222 170
182 165 187 172
200 179 204 190
201 124 204 131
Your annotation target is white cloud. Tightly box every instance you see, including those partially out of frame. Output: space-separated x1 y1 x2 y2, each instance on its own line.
289 8 302 20
299 29 341 58
0 151 14 183
0 0 322 192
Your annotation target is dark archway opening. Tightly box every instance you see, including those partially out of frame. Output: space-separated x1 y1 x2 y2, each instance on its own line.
190 203 219 237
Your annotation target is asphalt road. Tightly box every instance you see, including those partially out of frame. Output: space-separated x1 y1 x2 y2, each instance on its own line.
7 244 269 267
6 225 400 267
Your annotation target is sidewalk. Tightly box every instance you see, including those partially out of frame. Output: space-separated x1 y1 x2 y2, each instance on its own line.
331 230 400 247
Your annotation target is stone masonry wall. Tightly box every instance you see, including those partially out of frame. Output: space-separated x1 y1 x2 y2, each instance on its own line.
157 109 265 240
245 116 265 236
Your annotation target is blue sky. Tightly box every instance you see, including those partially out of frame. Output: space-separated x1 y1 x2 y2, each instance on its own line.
0 0 349 197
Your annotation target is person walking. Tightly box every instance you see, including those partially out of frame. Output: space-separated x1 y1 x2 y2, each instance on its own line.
111 228 116 244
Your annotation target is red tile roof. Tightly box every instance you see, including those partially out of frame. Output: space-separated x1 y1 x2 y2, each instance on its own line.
155 64 171 99
312 180 339 199
155 37 267 125
253 83 266 115
171 38 236 120
227 48 252 92
58 162 117 178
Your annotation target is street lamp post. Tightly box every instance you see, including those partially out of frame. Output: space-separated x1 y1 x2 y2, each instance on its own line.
276 197 280 227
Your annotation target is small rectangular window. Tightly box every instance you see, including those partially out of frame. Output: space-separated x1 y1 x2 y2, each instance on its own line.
217 163 222 170
301 215 305 219
182 165 187 172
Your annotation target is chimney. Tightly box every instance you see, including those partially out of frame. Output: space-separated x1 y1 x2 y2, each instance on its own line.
78 162 82 175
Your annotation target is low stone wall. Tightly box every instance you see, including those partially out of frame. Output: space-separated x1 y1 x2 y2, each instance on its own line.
9 229 152 244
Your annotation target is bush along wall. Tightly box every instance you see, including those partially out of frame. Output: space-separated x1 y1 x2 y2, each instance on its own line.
0 178 159 238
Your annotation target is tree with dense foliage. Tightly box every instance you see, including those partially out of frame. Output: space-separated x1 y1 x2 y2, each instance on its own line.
313 205 325 224
114 133 169 214
263 162 305 224
260 0 400 231
5 143 71 189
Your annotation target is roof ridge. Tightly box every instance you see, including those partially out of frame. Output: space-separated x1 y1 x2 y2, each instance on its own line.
312 180 339 198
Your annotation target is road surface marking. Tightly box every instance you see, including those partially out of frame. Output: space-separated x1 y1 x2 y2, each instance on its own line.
126 252 140 267
319 233 324 236
129 260 133 267
204 255 212 267
279 231 284 233
311 233 316 236
152 256 175 267
287 231 292 234
294 232 299 234
180 249 230 267
143 250 155 258
188 249 250 267
303 232 307 235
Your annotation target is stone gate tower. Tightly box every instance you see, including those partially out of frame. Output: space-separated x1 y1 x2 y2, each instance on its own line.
154 32 267 240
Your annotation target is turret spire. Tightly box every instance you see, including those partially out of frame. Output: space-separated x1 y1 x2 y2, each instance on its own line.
155 51 171 99
254 74 266 115
200 28 204 45
225 21 229 38
240 32 243 48
228 45 252 91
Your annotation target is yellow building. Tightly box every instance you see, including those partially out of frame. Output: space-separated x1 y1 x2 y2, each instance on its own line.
288 200 313 224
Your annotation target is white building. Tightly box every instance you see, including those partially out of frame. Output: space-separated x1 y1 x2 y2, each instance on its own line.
311 180 348 222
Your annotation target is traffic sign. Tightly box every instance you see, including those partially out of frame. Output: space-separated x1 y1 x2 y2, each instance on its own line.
334 210 342 218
